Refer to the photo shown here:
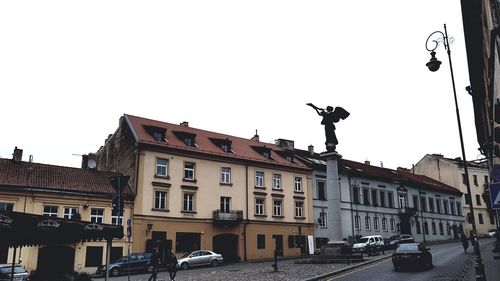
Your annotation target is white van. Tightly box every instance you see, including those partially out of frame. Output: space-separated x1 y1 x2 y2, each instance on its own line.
352 235 384 253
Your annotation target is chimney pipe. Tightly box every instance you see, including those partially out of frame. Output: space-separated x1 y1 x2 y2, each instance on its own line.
364 160 370 165
308 145 314 155
250 130 259 141
180 121 189 127
13 147 23 162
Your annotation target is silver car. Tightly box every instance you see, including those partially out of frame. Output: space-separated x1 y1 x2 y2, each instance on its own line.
177 250 223 270
0 264 29 281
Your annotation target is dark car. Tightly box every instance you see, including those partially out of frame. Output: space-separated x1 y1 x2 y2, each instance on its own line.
0 264 29 281
96 252 153 277
388 234 414 249
392 243 432 271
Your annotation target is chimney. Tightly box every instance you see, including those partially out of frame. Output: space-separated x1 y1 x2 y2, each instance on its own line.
364 160 370 165
82 153 98 169
180 121 189 127
308 145 314 155
13 147 23 162
380 161 383 168
250 130 259 142
275 139 294 150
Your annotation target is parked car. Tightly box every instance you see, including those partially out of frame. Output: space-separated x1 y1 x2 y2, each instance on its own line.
484 229 497 238
0 264 29 281
177 250 223 270
352 235 384 253
96 252 153 277
392 243 432 271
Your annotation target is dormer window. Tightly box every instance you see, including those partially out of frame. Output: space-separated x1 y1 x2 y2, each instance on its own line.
173 131 196 147
209 138 232 153
251 146 273 160
154 132 163 141
144 125 167 142
276 151 295 163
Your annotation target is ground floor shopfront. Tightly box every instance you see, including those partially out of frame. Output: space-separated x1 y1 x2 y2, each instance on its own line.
132 215 314 262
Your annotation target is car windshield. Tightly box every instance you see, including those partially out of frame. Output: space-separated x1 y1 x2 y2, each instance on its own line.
396 244 419 252
358 238 369 243
0 266 25 274
180 252 192 258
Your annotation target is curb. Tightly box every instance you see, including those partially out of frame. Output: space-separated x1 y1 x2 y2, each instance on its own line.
303 254 392 281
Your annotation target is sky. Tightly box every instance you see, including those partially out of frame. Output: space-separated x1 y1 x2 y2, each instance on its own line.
0 1 479 170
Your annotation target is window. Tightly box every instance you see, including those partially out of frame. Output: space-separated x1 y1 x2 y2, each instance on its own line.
447 223 451 235
428 198 435 213
416 221 421 234
184 162 195 180
390 218 395 232
484 175 489 185
436 198 442 213
63 207 78 219
456 202 462 216
318 180 327 200
490 212 496 224
478 213 484 224
85 246 103 267
413 195 419 210
318 212 327 228
156 158 168 177
154 191 167 209
374 217 380 231
465 194 471 205
255 171 264 187
183 193 194 212
255 198 265 215
462 173 466 184
398 194 407 209
221 167 231 184
382 218 387 231
220 197 231 213
365 216 371 230
91 208 104 223
379 190 386 207
175 232 201 253
43 205 58 217
354 215 361 230
294 201 304 218
0 203 14 211
273 200 282 216
450 201 455 215
363 188 370 205
294 177 303 192
476 194 482 206
420 196 427 212
352 186 360 204
473 175 478 186
257 234 265 249
424 221 429 234
371 189 378 206
439 222 444 235
387 191 394 208
431 222 437 234
273 174 282 190
111 209 123 225
443 200 449 214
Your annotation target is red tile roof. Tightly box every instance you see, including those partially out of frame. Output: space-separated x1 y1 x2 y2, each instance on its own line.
0 158 134 196
124 114 311 171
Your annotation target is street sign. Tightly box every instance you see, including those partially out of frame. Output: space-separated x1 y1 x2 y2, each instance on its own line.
489 182 500 209
109 175 130 193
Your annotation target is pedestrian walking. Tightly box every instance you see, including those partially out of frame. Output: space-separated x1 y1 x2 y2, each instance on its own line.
460 232 469 253
167 250 178 281
148 249 160 281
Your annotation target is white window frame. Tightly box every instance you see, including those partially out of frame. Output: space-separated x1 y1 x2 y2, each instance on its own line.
43 205 58 217
294 177 302 192
183 193 195 212
272 174 282 189
354 215 361 230
255 171 264 187
156 158 168 176
154 190 167 209
319 212 327 228
294 201 303 218
0 203 14 211
382 218 388 231
111 209 123 225
221 167 231 184
255 198 265 215
90 208 104 223
390 218 396 232
374 217 379 231
184 162 195 180
63 207 78 219
365 216 371 230
220 197 231 213
273 200 282 216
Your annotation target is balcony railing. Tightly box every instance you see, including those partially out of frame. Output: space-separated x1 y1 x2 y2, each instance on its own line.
212 210 243 227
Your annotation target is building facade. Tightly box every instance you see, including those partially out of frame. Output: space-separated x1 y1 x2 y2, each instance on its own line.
413 154 495 236
93 115 314 262
0 147 134 275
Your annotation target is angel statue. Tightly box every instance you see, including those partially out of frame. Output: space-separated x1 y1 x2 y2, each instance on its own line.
307 103 350 152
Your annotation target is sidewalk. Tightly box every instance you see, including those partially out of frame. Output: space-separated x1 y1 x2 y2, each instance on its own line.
463 238 500 281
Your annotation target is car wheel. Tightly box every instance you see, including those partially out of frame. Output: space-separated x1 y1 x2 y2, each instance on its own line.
181 262 189 270
210 260 218 267
111 267 120 277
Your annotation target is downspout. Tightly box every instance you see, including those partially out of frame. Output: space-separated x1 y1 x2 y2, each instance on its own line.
243 165 249 261
347 174 355 239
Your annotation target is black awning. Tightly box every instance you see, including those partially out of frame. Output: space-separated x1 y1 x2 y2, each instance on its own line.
0 210 123 247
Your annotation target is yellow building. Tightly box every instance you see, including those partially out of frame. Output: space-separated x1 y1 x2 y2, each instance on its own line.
94 114 314 262
0 147 134 275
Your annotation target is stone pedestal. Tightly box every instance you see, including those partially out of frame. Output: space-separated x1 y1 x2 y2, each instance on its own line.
320 151 342 242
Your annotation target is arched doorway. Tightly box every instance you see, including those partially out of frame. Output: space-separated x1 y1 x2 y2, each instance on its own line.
213 234 239 263
37 245 75 278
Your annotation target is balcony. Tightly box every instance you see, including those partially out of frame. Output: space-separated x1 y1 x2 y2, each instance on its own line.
213 210 243 227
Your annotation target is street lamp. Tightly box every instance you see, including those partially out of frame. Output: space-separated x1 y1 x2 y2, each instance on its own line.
425 24 486 281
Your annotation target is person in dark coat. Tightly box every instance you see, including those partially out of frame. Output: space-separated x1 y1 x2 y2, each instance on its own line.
148 249 160 281
167 250 178 281
460 232 469 253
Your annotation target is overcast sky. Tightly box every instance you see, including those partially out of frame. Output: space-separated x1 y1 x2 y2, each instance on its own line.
0 1 478 170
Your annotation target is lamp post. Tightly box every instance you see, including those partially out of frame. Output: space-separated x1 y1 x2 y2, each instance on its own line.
425 24 486 281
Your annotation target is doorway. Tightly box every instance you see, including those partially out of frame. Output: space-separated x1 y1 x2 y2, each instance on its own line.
37 245 75 278
213 234 239 263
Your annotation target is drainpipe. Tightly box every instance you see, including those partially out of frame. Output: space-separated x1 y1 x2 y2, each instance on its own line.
243 165 249 261
347 174 355 240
